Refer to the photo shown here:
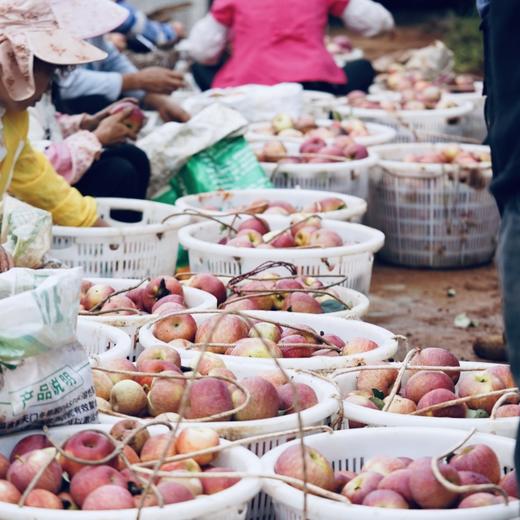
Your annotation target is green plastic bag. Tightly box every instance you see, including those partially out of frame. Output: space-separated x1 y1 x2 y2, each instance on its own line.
154 136 271 203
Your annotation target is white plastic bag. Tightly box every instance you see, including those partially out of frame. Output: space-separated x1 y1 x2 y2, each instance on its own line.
0 267 97 434
180 83 305 122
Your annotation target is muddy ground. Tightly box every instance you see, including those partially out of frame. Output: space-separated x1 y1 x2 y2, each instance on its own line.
367 262 503 361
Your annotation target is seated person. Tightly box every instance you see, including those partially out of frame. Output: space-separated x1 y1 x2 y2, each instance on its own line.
56 36 190 123
184 0 394 94
29 94 150 222
0 0 132 227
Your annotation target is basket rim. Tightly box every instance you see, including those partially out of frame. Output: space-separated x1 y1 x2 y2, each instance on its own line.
53 198 189 237
259 153 377 171
77 319 132 361
178 217 385 258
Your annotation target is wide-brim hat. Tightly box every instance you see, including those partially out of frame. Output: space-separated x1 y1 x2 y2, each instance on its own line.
0 0 129 101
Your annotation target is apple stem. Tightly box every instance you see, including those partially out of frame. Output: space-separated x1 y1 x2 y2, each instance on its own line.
89 278 149 313
431 430 510 503
490 391 520 419
382 347 420 412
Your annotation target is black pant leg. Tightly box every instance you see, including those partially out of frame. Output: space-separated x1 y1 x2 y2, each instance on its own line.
57 95 114 115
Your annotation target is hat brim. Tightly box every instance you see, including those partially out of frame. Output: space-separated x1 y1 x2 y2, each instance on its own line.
26 29 107 66
50 0 130 40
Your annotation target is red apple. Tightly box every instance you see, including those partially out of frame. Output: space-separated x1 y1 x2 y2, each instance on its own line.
458 370 506 413
70 465 127 507
410 347 461 383
458 492 502 508
342 471 383 504
136 346 181 371
495 404 520 418
83 284 115 310
195 315 249 354
82 484 134 510
0 479 21 504
188 378 233 420
147 372 186 416
92 370 113 401
500 470 518 497
25 489 63 509
0 455 8 480
275 445 335 491
300 137 326 154
282 293 322 314
110 101 145 133
8 449 62 493
188 274 227 304
277 383 318 412
238 280 274 310
101 295 137 316
416 388 466 417
201 467 239 494
334 470 357 491
135 359 182 388
362 489 409 508
403 371 455 404
409 461 460 508
140 433 177 463
383 395 416 414
138 480 194 507
101 358 137 385
449 444 501 484
175 427 219 466
309 229 343 248
151 294 185 314
487 365 516 390
60 431 116 477
356 366 398 396
344 394 379 428
249 322 282 343
237 217 270 236
231 376 280 420
9 434 52 462
231 337 283 358
378 468 414 503
342 338 379 356
362 456 408 477
279 334 315 358
110 379 147 416
159 459 202 496
267 230 296 248
153 312 197 343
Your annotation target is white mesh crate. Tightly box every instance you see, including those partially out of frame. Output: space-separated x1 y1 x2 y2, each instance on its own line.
367 143 499 268
178 215 385 294
0 423 261 520
175 188 367 222
333 100 474 143
445 83 486 142
261 427 517 520
51 198 189 278
335 361 518 437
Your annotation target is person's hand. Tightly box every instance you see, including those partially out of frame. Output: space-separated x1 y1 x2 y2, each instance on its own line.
107 32 128 51
128 67 185 95
93 108 139 145
157 98 191 123
81 98 139 132
171 21 186 40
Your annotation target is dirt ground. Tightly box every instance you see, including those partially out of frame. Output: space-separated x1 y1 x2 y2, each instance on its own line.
366 262 503 361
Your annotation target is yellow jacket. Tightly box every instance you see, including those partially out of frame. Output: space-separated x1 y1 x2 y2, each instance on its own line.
1 110 97 227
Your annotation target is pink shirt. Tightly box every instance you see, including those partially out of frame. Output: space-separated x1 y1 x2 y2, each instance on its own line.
211 0 350 88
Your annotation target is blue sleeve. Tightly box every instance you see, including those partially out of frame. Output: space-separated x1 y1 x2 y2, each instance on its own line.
115 0 176 46
58 37 145 101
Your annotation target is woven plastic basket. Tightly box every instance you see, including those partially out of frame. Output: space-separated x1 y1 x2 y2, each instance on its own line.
139 311 398 372
175 188 367 222
178 215 385 294
335 361 518 437
51 198 189 278
77 319 132 364
247 120 397 148
445 82 486 142
81 278 217 359
368 143 499 268
261 427 517 520
258 154 376 200
333 99 474 143
0 423 262 520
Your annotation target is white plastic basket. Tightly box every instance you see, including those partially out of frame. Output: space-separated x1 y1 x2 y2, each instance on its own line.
259 154 376 200
178 215 385 294
368 143 499 268
261 427 517 520
77 319 132 364
247 120 397 148
302 91 336 118
139 311 398 372
0 423 261 520
445 83 486 142
82 278 217 358
333 100 474 143
51 198 189 278
335 361 518 437
175 189 367 222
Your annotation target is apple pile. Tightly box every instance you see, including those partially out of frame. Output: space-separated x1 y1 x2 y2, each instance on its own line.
378 70 478 95
258 114 370 141
342 347 519 422
343 90 457 111
274 441 518 509
80 275 193 317
402 145 491 167
212 215 346 249
195 196 348 217
256 137 368 164
0 422 240 510
150 309 379 359
94 346 319 420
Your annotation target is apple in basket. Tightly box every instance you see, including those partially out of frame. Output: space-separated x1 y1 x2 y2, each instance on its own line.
403 146 490 165
273 441 517 510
